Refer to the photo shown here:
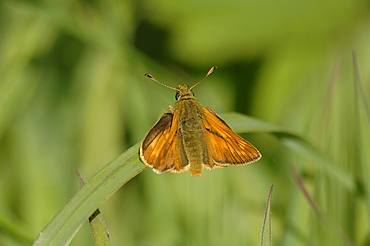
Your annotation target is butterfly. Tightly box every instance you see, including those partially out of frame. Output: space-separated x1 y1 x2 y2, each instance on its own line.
140 67 261 177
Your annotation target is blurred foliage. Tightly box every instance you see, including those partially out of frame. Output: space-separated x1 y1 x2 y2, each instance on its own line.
0 0 369 245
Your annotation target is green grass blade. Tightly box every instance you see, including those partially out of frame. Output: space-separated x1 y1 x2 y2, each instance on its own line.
33 113 280 245
33 143 144 246
88 210 114 246
260 185 274 246
222 112 355 191
76 171 114 246
291 164 355 246
352 52 370 225
32 112 355 245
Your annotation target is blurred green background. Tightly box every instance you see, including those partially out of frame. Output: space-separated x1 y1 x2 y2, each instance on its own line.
1 0 369 245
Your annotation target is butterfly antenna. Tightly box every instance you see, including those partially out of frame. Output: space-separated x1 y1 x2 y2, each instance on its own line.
190 66 217 90
144 73 179 91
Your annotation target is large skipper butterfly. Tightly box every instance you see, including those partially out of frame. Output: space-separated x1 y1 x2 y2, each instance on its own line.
140 67 261 177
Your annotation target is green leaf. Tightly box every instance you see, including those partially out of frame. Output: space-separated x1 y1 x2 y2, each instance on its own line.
33 144 144 246
76 171 114 246
260 185 274 246
33 113 355 245
222 112 355 191
88 209 113 246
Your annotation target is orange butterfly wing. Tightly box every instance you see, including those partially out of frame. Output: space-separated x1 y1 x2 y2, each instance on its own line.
202 107 261 168
140 112 189 174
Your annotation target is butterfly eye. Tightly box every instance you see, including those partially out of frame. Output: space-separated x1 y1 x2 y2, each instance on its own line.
175 91 180 100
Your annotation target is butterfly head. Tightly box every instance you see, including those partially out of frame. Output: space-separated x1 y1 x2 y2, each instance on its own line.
175 85 195 101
